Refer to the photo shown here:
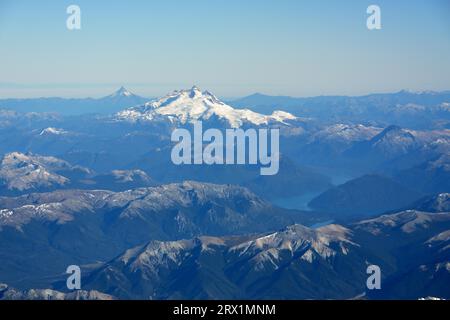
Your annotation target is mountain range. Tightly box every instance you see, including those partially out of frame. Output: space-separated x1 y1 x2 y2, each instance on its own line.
0 283 114 300
0 152 156 195
4 88 449 128
0 86 448 300
0 181 321 289
230 90 450 129
0 87 149 115
75 210 450 300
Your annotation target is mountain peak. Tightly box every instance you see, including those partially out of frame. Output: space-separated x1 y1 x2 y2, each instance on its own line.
0 152 71 192
187 85 203 98
110 86 134 98
383 124 402 133
371 125 416 145
170 86 213 100
190 85 201 92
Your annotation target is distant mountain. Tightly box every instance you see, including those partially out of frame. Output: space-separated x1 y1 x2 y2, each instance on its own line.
308 174 424 218
281 123 449 178
90 169 156 191
0 109 61 130
0 87 149 115
232 90 450 110
80 211 450 300
292 124 383 167
344 126 420 167
116 86 299 128
243 156 332 199
230 90 450 129
395 153 450 194
310 124 382 145
2 88 449 124
97 86 148 108
360 125 418 156
38 127 72 137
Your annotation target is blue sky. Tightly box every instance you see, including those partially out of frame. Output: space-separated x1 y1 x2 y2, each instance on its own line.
0 0 449 98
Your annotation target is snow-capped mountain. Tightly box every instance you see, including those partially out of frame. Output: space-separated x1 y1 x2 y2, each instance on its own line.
0 152 74 192
116 86 298 128
0 283 114 300
0 181 306 288
370 125 418 155
0 181 295 231
82 223 367 299
354 210 450 300
0 152 158 195
98 86 148 109
39 127 70 136
342 125 421 169
91 169 156 190
109 86 134 98
0 179 448 299
311 124 382 144
81 210 450 299
296 124 384 166
229 224 356 271
354 210 449 235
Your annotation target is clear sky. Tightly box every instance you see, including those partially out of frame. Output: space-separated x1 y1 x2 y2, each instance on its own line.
0 0 449 98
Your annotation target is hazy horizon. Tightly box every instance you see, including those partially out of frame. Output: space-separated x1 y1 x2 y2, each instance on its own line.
1 0 450 98
1 84 450 100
